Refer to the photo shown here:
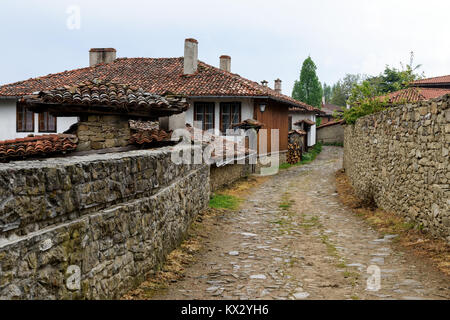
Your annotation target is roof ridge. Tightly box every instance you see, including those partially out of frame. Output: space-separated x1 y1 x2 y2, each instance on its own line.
413 74 450 83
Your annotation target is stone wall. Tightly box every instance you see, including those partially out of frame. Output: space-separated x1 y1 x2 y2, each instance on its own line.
0 146 210 299
210 164 253 192
317 123 344 144
77 115 131 151
343 95 450 240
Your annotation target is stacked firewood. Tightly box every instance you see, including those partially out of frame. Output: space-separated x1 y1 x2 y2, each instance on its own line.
287 142 302 164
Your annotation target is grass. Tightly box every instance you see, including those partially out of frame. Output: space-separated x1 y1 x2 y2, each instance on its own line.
209 194 241 210
335 169 450 276
280 142 323 169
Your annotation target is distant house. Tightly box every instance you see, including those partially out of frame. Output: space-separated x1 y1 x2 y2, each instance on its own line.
381 75 450 103
317 120 344 145
0 39 320 156
319 103 344 124
288 106 323 148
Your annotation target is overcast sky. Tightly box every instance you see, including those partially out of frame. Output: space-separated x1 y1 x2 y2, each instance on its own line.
1 0 450 95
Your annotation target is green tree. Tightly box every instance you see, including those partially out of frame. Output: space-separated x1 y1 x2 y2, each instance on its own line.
323 83 332 103
342 52 424 124
364 52 424 95
330 74 362 107
292 57 323 108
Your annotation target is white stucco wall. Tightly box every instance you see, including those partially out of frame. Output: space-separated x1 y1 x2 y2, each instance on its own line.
0 99 78 141
290 112 316 147
185 98 254 135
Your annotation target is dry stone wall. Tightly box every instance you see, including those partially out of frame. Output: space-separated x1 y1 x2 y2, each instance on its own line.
343 95 450 240
317 123 344 144
210 164 253 192
77 115 131 151
0 146 209 299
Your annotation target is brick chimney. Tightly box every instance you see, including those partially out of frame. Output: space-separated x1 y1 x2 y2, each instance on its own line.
219 55 231 72
184 38 198 75
89 48 116 67
274 79 282 93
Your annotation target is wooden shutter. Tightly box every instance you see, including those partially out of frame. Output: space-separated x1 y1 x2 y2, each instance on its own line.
16 102 34 132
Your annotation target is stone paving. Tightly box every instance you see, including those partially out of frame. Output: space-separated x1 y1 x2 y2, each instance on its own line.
150 146 450 300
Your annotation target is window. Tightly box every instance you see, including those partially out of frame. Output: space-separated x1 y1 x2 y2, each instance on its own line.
288 116 292 131
194 102 215 131
16 102 34 132
39 112 57 132
220 102 241 133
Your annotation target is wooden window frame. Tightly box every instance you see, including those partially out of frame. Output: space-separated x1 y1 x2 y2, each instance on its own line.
193 102 215 131
219 102 241 134
16 102 35 133
38 111 57 133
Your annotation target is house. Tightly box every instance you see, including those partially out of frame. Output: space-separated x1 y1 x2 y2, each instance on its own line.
288 105 323 149
319 103 344 124
316 119 344 145
0 39 320 158
381 75 450 103
410 75 450 89
0 79 188 161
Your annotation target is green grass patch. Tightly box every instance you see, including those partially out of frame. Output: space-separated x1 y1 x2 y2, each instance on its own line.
279 163 292 170
209 194 241 210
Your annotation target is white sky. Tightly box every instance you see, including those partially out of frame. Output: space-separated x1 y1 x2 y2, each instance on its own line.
1 0 450 95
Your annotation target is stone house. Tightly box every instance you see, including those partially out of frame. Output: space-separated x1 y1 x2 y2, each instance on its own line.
0 39 321 157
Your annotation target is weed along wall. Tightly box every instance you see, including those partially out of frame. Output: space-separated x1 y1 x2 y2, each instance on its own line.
0 146 210 299
343 95 450 240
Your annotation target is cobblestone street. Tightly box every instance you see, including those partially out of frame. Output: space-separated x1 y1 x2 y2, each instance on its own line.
150 146 450 300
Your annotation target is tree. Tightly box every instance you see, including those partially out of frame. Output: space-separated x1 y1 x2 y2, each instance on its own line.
363 52 424 95
342 52 424 124
323 83 332 103
330 74 362 107
292 57 323 109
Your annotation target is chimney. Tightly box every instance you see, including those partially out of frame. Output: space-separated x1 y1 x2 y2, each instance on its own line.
274 79 282 93
89 48 116 67
261 80 268 87
219 55 231 72
184 38 198 75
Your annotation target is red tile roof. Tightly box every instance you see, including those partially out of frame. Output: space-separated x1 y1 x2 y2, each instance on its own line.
289 129 307 135
317 119 344 129
0 57 319 112
294 119 316 126
130 129 172 145
232 119 265 130
412 75 450 86
384 87 450 103
29 79 188 114
289 105 325 114
0 134 78 160
321 103 344 115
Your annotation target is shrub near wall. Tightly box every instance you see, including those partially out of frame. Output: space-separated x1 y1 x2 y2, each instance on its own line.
0 146 210 299
344 95 450 240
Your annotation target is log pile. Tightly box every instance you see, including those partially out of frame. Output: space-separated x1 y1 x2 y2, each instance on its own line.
287 142 302 164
